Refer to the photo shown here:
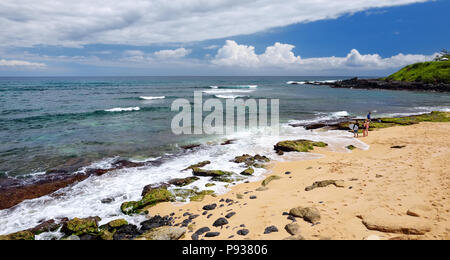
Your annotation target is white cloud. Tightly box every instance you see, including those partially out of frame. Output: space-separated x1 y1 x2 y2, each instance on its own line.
0 0 430 47
0 59 46 68
212 41 437 71
154 48 192 59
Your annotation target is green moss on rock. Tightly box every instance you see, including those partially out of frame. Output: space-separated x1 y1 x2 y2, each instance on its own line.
240 167 255 176
274 140 328 153
121 188 174 215
61 217 100 236
183 161 211 171
262 175 281 187
192 168 234 177
0 231 35 240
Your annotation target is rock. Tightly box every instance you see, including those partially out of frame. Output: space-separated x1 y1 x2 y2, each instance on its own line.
168 177 200 187
261 175 281 187
283 235 305 240
240 167 255 176
285 171 292 175
305 180 346 191
183 161 211 171
406 205 432 218
256 187 269 191
285 223 301 235
105 219 128 229
360 209 432 235
121 187 174 215
203 204 217 211
28 219 61 235
113 224 141 240
221 139 236 145
61 217 100 236
0 230 35 240
140 215 172 231
192 168 234 177
250 196 257 200
101 197 115 204
112 160 145 169
63 235 81 240
189 190 215 202
181 144 201 150
213 218 229 227
80 234 100 240
194 227 210 236
347 145 356 150
237 229 249 236
205 183 216 187
204 232 220 237
391 145 407 149
136 226 186 240
225 212 236 219
289 207 321 224
274 140 328 153
141 183 169 197
264 226 278 234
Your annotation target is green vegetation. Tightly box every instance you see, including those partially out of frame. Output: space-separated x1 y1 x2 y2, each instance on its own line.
385 60 450 84
121 188 174 215
274 140 328 153
369 111 450 131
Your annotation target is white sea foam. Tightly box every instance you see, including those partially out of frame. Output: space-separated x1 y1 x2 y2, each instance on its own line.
203 89 255 95
105 107 140 112
287 81 306 85
139 96 166 100
215 94 249 99
0 117 368 236
289 111 351 125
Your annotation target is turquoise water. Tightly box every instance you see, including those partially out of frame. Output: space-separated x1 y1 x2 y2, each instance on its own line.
1 76 449 180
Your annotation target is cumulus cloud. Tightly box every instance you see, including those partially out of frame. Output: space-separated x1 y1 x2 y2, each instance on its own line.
0 0 430 47
154 48 192 59
0 59 46 68
212 41 437 71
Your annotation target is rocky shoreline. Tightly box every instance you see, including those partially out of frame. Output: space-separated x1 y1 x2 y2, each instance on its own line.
0 111 448 240
312 77 450 92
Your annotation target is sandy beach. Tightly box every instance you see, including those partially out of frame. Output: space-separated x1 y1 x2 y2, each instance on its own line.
149 122 450 240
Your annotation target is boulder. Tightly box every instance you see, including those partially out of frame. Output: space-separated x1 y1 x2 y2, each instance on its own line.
264 226 278 234
183 161 211 171
168 177 200 187
285 223 301 235
141 184 169 197
261 175 281 187
113 224 141 240
28 219 62 235
406 204 433 218
289 207 321 224
274 140 328 153
0 230 35 240
136 226 186 240
61 217 100 236
140 215 173 231
240 167 255 176
360 209 431 235
213 218 229 227
121 188 174 215
103 219 128 230
192 168 234 177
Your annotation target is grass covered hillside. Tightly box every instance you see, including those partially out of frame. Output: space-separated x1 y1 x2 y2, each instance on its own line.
385 60 450 84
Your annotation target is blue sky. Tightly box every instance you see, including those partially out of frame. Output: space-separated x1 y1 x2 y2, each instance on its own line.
0 0 448 76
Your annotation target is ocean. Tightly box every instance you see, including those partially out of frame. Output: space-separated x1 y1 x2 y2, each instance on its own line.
1 76 449 237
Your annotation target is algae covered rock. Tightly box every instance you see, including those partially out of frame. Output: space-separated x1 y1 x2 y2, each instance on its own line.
346 145 356 150
0 230 35 240
189 190 215 202
121 188 174 215
168 177 200 187
104 219 128 229
61 217 100 236
305 180 346 191
274 140 328 153
240 167 255 176
192 168 234 177
233 154 270 167
135 226 186 240
183 161 211 171
261 175 281 187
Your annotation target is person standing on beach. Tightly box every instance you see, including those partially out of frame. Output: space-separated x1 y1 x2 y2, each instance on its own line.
367 112 372 122
353 123 359 138
363 119 370 137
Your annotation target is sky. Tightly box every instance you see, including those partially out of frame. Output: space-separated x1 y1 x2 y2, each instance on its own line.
0 0 448 76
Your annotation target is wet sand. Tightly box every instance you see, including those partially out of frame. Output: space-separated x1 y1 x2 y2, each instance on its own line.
148 122 450 240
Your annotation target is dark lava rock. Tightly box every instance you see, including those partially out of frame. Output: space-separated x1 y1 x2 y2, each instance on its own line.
285 171 292 175
203 204 217 211
213 218 229 227
207 214 213 219
79 234 100 240
237 229 250 236
225 199 233 203
113 224 141 240
202 211 208 216
28 219 62 234
225 212 236 219
264 226 279 234
183 212 192 217
205 232 220 237
250 196 257 199
140 215 172 231
101 197 115 204
189 214 199 220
